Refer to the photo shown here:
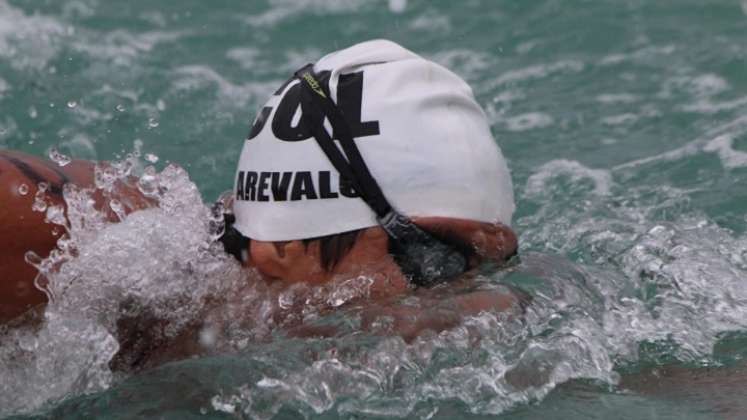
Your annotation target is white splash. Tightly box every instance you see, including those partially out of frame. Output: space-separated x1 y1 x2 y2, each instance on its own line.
0 157 246 417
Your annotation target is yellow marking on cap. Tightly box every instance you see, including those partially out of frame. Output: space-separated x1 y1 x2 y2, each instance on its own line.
302 72 327 98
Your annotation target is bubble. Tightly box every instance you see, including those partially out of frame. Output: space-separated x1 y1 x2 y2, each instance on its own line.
28 106 38 119
148 118 159 128
66 100 77 109
17 183 29 196
48 147 72 167
115 104 125 112
145 153 159 163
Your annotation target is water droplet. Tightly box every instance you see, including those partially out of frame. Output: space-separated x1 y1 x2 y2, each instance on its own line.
28 106 38 119
32 196 48 213
46 205 67 226
145 153 159 163
66 100 77 109
137 166 160 197
148 118 159 128
49 102 55 108
17 184 29 196
48 147 72 167
116 104 125 112
109 199 126 221
32 183 49 212
156 99 166 111
24 250 43 267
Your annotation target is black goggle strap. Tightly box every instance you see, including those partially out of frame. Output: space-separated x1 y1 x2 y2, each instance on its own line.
294 64 468 287
294 64 391 218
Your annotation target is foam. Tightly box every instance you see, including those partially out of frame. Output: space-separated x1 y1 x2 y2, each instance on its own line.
683 96 747 114
614 114 747 171
491 60 584 87
72 30 184 67
0 1 67 70
408 11 451 32
525 159 612 197
504 112 554 132
598 45 676 66
703 134 747 169
595 93 639 104
388 0 406 13
171 65 277 108
602 113 638 126
244 0 370 27
430 49 491 80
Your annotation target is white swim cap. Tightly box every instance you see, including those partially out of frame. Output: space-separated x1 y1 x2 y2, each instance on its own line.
232 39 514 241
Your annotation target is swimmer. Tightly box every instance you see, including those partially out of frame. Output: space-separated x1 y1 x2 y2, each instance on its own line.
215 40 521 327
0 40 521 345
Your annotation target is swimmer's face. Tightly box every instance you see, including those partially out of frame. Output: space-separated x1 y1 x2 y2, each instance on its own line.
245 226 406 288
240 218 517 293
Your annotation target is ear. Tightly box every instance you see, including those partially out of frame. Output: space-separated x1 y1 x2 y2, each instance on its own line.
247 240 287 277
248 239 325 282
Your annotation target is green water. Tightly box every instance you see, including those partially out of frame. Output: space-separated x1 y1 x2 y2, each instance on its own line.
2 0 747 418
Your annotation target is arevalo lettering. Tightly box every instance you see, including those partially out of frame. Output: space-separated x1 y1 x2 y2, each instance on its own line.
236 170 359 202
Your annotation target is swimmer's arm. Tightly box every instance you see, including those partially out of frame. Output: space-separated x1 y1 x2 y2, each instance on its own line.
0 150 153 322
